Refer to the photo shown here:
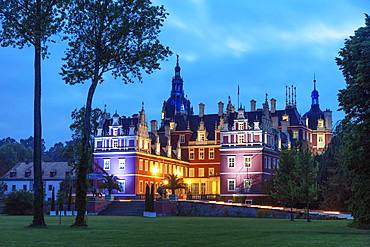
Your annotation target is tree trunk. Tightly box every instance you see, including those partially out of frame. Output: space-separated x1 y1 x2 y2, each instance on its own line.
73 79 98 227
290 206 294 221
307 202 311 222
30 33 46 227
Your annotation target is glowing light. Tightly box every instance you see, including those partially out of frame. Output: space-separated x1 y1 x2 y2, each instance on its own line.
152 166 158 175
163 179 169 185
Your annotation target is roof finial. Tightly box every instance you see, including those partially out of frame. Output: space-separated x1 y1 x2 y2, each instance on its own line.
104 104 107 113
176 54 179 67
294 86 297 106
313 73 317 90
285 85 288 107
141 101 144 111
288 86 291 106
265 93 268 102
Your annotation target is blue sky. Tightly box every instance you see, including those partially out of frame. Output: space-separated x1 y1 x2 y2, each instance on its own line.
0 0 368 147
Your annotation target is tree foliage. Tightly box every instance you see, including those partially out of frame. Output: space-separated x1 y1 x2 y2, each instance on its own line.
4 190 34 215
336 14 370 229
164 174 186 195
60 0 171 227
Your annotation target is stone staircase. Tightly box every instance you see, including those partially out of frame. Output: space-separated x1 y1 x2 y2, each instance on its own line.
98 201 145 216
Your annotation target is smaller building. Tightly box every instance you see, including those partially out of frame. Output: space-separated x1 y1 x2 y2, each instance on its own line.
0 162 73 200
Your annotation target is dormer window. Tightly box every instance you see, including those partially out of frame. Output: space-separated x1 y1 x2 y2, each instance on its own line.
180 135 185 143
282 114 289 121
113 139 119 148
238 123 244 131
10 170 16 177
318 119 324 128
25 169 31 177
113 128 118 136
170 122 175 130
49 169 57 177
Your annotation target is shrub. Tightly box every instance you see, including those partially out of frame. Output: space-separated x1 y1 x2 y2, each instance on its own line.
4 190 33 215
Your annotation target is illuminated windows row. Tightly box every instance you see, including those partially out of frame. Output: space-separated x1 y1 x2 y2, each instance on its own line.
138 159 187 176
227 178 252 191
188 167 215 177
103 158 125 170
227 156 252 168
189 148 215 160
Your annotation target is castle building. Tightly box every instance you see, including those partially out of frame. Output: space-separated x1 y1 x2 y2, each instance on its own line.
92 56 332 201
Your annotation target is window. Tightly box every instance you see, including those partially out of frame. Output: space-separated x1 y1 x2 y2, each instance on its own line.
119 158 125 170
228 156 235 168
198 168 205 177
244 179 252 189
244 156 252 168
199 133 205 142
150 161 154 172
318 134 325 148
238 134 244 144
139 181 143 194
293 131 298 139
23 184 27 190
209 168 215 176
113 139 119 148
104 159 111 170
139 159 143 170
228 179 236 191
169 165 172 174
199 148 205 160
318 119 324 128
180 135 185 143
113 128 118 136
209 148 215 159
145 160 149 171
189 168 195 177
117 180 125 193
164 164 168 174
48 185 53 191
238 123 244 130
282 114 289 121
264 157 268 169
160 163 163 173
189 148 195 160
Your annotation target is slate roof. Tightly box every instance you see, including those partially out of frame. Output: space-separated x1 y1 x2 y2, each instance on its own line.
302 105 325 130
1 162 74 180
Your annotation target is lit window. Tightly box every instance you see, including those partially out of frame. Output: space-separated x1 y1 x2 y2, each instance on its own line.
119 159 125 170
199 168 204 177
144 160 149 171
104 159 111 170
169 165 172 174
244 156 252 168
189 168 195 178
199 132 205 142
189 148 194 160
244 179 252 189
139 181 143 194
238 123 244 130
318 119 324 128
228 179 236 191
293 131 298 139
282 115 289 121
318 134 325 148
199 148 205 160
113 128 118 136
209 168 215 176
209 148 215 159
113 139 119 148
238 134 244 144
139 159 143 170
150 161 154 172
164 164 168 174
228 156 235 168
180 135 185 143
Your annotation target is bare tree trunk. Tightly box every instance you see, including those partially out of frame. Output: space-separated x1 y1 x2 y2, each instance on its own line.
73 79 98 227
290 206 294 221
30 2 46 226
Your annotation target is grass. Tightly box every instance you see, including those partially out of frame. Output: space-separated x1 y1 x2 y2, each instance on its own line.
0 216 369 247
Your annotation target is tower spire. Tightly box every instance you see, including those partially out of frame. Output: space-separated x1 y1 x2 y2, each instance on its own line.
294 86 297 106
285 85 288 107
288 86 291 106
313 72 316 90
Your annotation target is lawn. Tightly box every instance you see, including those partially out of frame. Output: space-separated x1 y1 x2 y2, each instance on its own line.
0 216 368 247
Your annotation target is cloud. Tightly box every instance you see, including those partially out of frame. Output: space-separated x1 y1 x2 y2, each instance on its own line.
226 37 251 56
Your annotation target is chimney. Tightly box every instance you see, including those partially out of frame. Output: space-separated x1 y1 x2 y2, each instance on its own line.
150 120 157 135
218 101 224 116
250 99 256 112
324 109 332 130
155 136 160 155
270 98 276 113
199 103 205 118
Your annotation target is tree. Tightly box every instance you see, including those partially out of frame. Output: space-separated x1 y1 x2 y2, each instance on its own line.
4 191 34 215
144 184 151 212
164 174 186 196
296 149 318 222
336 14 370 229
96 165 120 195
61 0 171 226
44 142 66 162
51 187 55 211
0 181 6 199
272 150 299 221
67 186 73 211
0 0 65 227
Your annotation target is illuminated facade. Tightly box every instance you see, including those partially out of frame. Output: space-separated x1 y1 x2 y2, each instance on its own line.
93 57 332 200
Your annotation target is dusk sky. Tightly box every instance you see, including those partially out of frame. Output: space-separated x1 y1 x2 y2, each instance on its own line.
0 0 368 147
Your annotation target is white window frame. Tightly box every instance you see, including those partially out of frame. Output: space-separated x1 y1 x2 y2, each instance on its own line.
198 168 205 177
118 158 125 170
144 160 149 171
209 168 215 176
243 179 252 189
139 159 143 170
227 179 236 191
180 135 185 143
238 134 244 144
189 148 194 160
113 139 119 148
113 128 118 136
117 179 125 193
189 168 195 178
103 159 111 170
244 156 252 168
199 148 205 160
228 156 235 168
209 148 215 160
238 123 244 131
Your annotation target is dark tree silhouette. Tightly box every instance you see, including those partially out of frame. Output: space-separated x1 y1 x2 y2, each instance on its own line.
60 0 171 226
0 0 65 227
